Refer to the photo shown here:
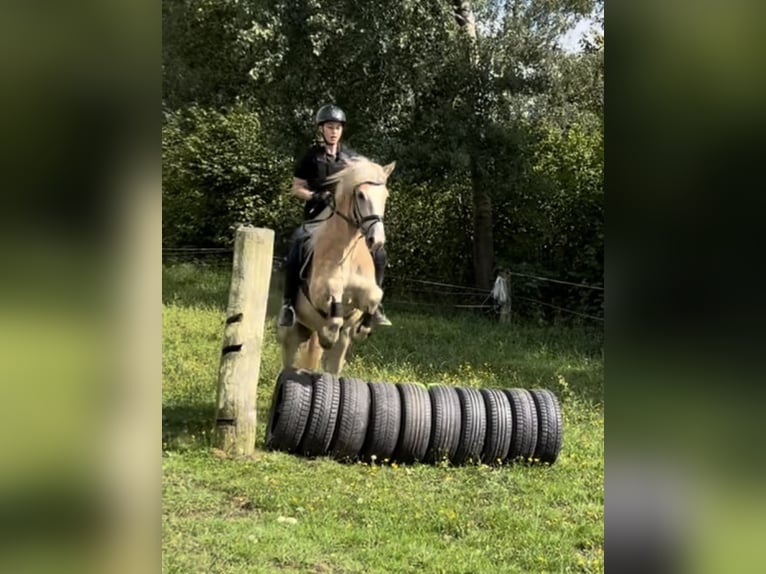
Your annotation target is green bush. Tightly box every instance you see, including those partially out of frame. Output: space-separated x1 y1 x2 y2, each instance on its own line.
384 179 474 291
162 105 299 247
493 115 604 320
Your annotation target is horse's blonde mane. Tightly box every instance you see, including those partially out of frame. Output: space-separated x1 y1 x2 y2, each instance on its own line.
304 157 389 257
326 156 389 194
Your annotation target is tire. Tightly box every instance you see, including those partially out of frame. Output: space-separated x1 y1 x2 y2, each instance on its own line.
426 385 462 463
330 377 371 461
265 369 314 452
394 383 432 463
453 387 487 465
530 389 563 463
480 388 512 465
362 382 401 462
298 372 341 456
504 388 537 462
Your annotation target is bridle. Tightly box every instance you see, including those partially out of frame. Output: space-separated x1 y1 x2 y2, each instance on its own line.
332 182 385 240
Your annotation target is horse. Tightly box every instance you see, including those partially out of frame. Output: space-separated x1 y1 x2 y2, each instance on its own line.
277 157 395 375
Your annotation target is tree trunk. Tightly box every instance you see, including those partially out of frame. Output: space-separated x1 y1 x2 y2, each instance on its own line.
471 155 495 289
452 0 477 45
451 0 494 289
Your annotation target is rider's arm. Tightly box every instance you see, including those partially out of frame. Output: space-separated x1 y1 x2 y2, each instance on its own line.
291 177 314 202
293 149 319 201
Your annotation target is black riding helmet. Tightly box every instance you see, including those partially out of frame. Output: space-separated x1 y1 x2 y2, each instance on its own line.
315 104 346 125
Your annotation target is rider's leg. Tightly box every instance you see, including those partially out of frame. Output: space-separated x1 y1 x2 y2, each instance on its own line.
371 246 392 327
278 228 303 327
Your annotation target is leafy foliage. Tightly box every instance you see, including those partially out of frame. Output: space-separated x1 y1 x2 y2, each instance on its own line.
385 179 475 288
162 0 259 109
162 106 297 247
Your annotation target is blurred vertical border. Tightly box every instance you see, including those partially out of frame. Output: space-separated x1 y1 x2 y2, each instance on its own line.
607 0 766 572
0 1 158 573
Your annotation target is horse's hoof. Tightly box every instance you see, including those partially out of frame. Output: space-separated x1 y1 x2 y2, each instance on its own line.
352 325 371 342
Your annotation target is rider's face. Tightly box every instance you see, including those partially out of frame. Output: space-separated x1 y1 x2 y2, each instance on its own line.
321 122 343 145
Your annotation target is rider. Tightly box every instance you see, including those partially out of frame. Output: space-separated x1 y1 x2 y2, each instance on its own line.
277 104 392 328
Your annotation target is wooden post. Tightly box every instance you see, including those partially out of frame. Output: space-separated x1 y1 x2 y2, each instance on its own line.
500 271 512 324
214 226 274 456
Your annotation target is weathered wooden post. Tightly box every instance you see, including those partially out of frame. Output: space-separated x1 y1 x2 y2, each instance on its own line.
492 271 512 324
214 226 274 456
501 271 512 324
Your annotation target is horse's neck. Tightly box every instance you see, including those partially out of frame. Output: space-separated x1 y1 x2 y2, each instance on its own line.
313 208 358 259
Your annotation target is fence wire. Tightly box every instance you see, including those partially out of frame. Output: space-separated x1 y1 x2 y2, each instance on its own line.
163 248 603 322
510 271 604 291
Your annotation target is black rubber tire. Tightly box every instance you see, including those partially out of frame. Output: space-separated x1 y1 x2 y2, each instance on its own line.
298 372 341 457
480 388 512 465
265 369 314 452
362 382 401 462
453 387 487 465
426 385 462 463
330 377 371 461
504 388 537 462
530 389 563 463
394 383 432 463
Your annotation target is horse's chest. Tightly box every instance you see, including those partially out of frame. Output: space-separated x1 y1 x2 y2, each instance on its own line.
344 267 367 291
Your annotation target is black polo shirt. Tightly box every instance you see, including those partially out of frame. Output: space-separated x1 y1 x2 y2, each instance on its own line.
294 143 358 220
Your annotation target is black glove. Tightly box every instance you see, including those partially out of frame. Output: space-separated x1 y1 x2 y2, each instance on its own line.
314 190 333 205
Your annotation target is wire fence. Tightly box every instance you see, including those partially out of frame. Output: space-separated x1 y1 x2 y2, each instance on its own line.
162 246 284 270
385 273 603 323
512 295 604 322
162 247 603 323
508 271 603 291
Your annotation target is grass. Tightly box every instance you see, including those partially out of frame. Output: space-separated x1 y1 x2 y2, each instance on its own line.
163 262 604 573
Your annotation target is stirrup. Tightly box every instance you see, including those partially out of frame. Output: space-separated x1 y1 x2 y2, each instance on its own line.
278 304 295 327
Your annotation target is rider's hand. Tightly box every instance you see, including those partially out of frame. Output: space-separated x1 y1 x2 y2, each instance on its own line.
315 190 333 205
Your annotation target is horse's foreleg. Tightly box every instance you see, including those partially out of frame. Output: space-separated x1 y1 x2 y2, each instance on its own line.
318 282 345 349
351 319 372 342
279 325 303 369
299 332 323 371
359 285 383 315
322 328 352 375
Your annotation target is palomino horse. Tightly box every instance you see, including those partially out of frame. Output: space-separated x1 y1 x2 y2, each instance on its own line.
278 157 395 375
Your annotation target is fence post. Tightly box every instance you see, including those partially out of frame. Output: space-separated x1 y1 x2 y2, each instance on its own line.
500 271 512 324
213 226 274 456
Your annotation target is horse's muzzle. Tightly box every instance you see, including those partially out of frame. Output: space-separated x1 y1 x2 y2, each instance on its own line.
365 221 386 252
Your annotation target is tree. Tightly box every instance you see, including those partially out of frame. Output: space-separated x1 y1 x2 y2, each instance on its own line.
451 0 494 289
448 0 597 288
162 0 259 109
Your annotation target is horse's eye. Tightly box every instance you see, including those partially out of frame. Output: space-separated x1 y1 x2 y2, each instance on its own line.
356 190 366 201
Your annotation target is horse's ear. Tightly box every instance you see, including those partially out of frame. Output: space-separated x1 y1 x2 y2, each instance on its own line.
382 161 396 179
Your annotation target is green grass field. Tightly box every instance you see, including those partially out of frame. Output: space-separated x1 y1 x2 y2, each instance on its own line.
162 263 604 573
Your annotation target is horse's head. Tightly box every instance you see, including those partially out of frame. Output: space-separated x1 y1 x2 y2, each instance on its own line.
331 158 395 252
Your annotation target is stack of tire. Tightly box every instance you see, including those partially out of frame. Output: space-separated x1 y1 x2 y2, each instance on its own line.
265 369 563 465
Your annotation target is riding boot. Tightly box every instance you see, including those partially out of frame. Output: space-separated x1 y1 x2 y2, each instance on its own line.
371 246 392 327
278 232 302 327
